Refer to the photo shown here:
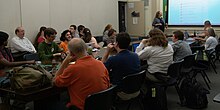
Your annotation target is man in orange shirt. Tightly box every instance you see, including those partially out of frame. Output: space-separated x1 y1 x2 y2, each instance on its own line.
53 38 110 110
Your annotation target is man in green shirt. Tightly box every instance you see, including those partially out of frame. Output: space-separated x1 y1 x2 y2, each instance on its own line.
38 28 62 64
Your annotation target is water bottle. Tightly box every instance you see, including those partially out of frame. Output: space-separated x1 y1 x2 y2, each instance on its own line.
152 88 156 97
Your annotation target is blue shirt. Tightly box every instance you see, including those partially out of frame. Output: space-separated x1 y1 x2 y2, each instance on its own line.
104 50 140 85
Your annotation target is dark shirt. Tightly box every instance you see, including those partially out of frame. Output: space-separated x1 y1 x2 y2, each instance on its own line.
104 50 140 85
152 17 165 32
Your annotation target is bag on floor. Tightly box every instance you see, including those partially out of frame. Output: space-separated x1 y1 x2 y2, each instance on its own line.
180 78 209 109
10 65 52 92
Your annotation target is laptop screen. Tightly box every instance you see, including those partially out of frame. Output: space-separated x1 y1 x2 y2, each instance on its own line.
132 43 140 52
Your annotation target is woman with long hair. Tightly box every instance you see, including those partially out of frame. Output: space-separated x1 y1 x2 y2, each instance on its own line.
82 28 100 48
135 28 173 82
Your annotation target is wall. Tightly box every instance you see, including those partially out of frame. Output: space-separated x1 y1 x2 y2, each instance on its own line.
0 0 118 42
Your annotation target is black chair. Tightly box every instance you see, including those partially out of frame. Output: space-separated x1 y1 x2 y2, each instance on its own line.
152 60 184 107
23 53 40 61
205 49 218 74
215 44 220 63
115 70 146 110
84 85 117 110
178 54 196 85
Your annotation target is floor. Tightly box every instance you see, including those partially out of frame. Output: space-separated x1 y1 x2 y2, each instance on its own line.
166 61 220 110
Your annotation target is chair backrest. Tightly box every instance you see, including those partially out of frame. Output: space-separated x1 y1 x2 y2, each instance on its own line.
84 85 117 110
167 60 183 78
23 53 40 61
181 54 196 73
119 70 145 94
215 44 220 54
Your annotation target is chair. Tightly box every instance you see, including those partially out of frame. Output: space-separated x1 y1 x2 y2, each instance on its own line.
154 60 184 107
84 85 117 110
23 53 40 61
178 54 196 85
115 70 145 110
205 49 218 74
215 44 220 63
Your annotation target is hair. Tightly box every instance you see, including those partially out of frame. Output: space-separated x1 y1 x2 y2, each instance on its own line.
108 29 116 37
0 31 9 46
148 28 168 48
44 27 57 38
173 30 184 40
204 20 211 26
34 26 46 45
68 38 87 55
70 25 77 30
207 28 216 37
155 11 161 18
60 30 71 41
82 28 92 43
103 24 112 34
77 25 85 33
116 32 131 49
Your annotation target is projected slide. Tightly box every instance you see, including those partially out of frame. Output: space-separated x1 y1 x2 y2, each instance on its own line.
168 0 220 26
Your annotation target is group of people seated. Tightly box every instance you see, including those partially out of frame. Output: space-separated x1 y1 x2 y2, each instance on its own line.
0 20 219 110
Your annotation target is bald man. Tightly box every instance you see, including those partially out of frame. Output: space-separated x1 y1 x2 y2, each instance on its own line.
53 38 110 110
10 27 36 53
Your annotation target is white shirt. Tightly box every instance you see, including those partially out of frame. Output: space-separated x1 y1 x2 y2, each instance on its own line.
10 36 36 53
205 36 218 50
135 43 174 74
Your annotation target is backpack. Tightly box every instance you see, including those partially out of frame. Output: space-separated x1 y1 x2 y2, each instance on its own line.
180 78 210 109
10 65 52 92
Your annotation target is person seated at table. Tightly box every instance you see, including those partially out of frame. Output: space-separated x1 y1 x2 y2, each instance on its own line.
34 26 46 48
77 25 85 38
59 30 72 53
172 30 192 61
10 27 37 61
205 28 218 51
103 24 113 43
38 28 62 64
106 29 117 45
69 24 79 38
81 28 100 49
53 38 110 110
0 31 35 76
195 20 212 41
135 28 173 82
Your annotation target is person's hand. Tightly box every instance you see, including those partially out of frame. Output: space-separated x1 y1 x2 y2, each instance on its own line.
53 53 61 57
141 39 149 45
63 53 76 63
106 43 115 52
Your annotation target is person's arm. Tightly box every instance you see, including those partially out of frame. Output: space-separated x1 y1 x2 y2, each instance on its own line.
102 43 114 63
53 54 76 82
27 39 37 53
0 58 34 67
11 38 35 53
135 39 148 53
91 37 100 48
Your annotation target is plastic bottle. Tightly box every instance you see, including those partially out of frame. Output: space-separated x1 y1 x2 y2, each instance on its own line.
152 88 156 97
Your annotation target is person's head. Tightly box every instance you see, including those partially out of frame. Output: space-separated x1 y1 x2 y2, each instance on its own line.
77 25 85 34
108 29 117 37
172 30 184 42
69 25 77 34
0 31 9 47
82 28 92 43
60 30 72 42
103 24 112 33
44 28 57 43
115 32 131 49
204 20 211 27
207 28 216 37
148 28 168 47
155 11 162 18
68 38 87 57
15 27 25 38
